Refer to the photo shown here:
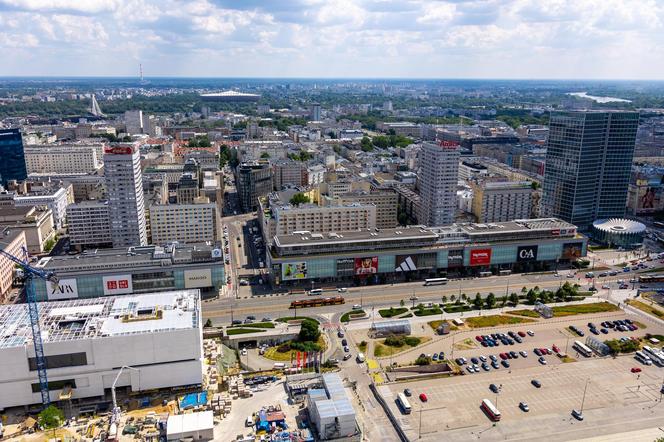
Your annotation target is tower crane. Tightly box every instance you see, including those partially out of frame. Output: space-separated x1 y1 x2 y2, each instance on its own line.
0 247 58 407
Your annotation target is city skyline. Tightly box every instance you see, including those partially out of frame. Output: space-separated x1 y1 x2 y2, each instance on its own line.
1 0 663 79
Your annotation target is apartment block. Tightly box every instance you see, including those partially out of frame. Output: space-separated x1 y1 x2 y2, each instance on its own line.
66 200 112 248
150 203 220 245
470 180 533 223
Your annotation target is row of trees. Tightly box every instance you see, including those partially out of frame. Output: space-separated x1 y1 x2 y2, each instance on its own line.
359 133 413 152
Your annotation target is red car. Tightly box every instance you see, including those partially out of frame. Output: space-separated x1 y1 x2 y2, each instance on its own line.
499 353 508 360
419 393 428 402
476 335 483 342
518 331 526 337
552 344 560 353
631 367 642 373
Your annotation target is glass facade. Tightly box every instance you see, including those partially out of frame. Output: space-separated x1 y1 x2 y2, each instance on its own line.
542 111 639 231
0 128 27 186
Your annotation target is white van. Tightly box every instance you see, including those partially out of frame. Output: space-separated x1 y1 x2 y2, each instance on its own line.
273 362 286 369
246 415 254 427
356 353 365 363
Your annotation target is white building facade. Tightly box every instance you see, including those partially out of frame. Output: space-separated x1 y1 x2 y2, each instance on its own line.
14 187 70 229
417 141 460 226
0 290 203 410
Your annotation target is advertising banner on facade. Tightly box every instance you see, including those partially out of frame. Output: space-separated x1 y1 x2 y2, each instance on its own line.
447 249 464 268
47 278 79 300
336 258 355 277
636 186 663 213
184 268 212 288
395 255 418 272
282 262 308 280
102 274 133 296
562 242 583 260
517 245 538 262
354 257 378 275
470 248 492 266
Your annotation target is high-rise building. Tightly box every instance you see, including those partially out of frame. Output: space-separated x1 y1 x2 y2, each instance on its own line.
417 141 460 226
470 180 533 223
124 110 144 135
0 128 27 186
104 145 147 247
236 162 272 213
309 103 321 121
542 111 639 230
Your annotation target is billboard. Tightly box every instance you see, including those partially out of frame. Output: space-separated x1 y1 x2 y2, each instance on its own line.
354 257 378 275
47 278 79 300
103 274 133 296
470 248 492 266
447 249 464 268
517 245 538 262
562 242 583 260
184 268 212 288
395 255 418 272
636 186 663 213
104 145 134 155
282 262 308 280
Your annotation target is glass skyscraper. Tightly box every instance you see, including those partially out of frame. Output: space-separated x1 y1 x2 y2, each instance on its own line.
0 128 27 186
542 111 639 231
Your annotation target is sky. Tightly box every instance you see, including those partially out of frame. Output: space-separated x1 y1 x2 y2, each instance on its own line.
0 0 663 79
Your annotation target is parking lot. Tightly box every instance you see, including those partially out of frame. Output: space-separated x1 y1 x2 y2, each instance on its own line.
377 307 664 441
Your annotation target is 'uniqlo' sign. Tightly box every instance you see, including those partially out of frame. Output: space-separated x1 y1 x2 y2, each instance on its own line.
102 275 133 295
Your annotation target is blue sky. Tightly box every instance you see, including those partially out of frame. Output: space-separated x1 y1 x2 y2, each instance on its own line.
0 0 662 79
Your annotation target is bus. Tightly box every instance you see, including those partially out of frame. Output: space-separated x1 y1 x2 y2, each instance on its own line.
573 340 593 357
635 351 653 365
638 274 664 283
642 346 664 366
480 399 501 421
307 288 323 296
424 278 448 286
396 393 412 414
499 269 512 276
479 271 492 278
290 296 345 309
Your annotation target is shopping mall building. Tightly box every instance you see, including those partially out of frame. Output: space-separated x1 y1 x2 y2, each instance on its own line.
267 218 586 286
29 243 225 301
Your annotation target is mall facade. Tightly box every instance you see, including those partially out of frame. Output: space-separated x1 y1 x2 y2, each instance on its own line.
29 243 225 301
267 218 587 286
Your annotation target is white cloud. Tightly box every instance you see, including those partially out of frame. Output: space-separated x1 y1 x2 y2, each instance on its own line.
0 0 663 78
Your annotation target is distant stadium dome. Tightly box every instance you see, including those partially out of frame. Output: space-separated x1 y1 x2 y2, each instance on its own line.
592 218 646 249
200 90 261 102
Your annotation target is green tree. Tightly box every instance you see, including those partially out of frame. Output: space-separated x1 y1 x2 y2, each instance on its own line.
473 293 483 309
527 289 538 305
360 136 373 152
441 295 448 304
485 293 496 309
415 355 431 366
400 299 405 307
260 152 270 159
509 292 519 306
38 405 64 431
500 295 508 307
204 318 213 327
290 192 310 206
372 135 389 149
450 295 456 303
298 320 320 342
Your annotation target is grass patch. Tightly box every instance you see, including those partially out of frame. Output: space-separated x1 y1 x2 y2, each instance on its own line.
626 300 664 318
412 307 443 317
340 310 365 322
229 322 275 329
551 302 620 317
275 316 319 324
263 335 326 361
561 356 577 363
465 314 535 328
358 341 367 353
226 328 266 336
379 307 408 318
443 304 472 314
402 313 413 318
427 320 458 331
373 336 430 358
633 320 647 329
507 309 540 318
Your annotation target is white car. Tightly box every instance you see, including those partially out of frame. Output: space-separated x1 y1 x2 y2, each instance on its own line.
352 304 362 310
527 330 535 336
337 287 348 293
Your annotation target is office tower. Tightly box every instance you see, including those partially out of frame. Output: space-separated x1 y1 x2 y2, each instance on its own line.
309 103 321 121
0 129 27 186
470 180 533 223
236 162 272 213
542 111 639 230
417 141 460 226
104 145 148 247
124 110 144 135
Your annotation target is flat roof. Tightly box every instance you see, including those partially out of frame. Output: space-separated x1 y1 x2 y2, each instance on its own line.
0 290 200 349
34 243 222 272
166 411 213 436
274 226 438 247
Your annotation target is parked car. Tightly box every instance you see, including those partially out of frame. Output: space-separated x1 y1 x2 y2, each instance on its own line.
631 367 642 373
534 348 542 356
519 350 528 358
538 357 547 365
531 379 542 388
571 409 584 421
489 384 499 393
419 393 428 402
501 360 510 368
519 402 530 412
343 354 352 361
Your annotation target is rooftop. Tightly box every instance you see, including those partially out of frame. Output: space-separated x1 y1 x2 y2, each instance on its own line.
0 290 200 349
274 226 437 247
200 91 260 98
